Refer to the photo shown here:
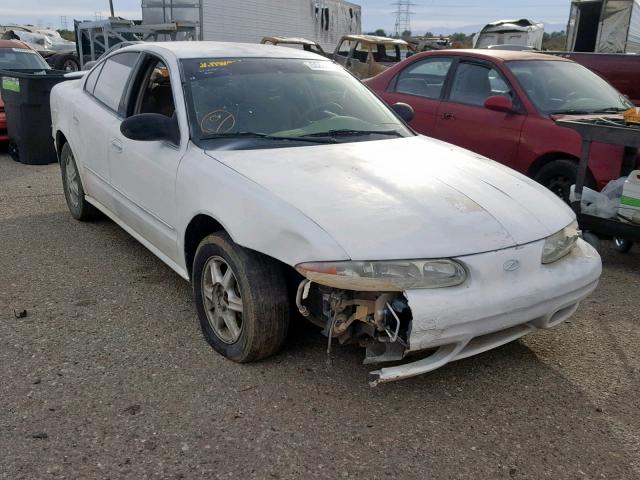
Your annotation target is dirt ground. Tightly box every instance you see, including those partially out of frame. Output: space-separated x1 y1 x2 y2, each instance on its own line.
1 151 639 480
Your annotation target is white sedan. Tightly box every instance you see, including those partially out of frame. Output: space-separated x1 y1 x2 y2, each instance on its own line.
50 42 601 385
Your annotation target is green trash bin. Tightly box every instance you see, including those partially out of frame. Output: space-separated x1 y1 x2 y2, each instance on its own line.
0 69 70 165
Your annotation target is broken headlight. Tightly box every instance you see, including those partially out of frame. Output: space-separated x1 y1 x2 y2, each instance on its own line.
295 259 467 292
541 221 579 264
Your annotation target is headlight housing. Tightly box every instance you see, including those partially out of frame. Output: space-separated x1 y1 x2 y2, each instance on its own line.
295 259 467 292
541 221 580 264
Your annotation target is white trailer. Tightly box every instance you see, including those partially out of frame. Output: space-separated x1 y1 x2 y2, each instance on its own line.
566 0 640 53
141 0 361 51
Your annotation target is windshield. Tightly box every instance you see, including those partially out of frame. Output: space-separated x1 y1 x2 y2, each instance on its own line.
181 57 413 149
0 48 50 70
507 60 632 115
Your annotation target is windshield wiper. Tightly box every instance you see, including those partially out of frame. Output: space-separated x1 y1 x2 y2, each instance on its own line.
588 107 629 114
552 107 628 115
200 131 337 143
299 129 403 138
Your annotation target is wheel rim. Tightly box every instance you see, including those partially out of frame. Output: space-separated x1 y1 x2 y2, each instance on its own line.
547 175 571 201
63 148 80 208
201 256 244 344
63 60 78 72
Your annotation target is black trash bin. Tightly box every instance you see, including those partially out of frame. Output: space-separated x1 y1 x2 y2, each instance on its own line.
0 69 70 165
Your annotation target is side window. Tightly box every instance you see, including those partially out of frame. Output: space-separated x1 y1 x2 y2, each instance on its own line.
353 42 369 62
394 57 453 99
84 62 104 94
132 58 176 119
449 62 510 107
336 40 355 57
92 52 139 113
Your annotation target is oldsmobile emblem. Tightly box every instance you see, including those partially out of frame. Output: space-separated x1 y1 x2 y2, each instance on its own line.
503 259 520 272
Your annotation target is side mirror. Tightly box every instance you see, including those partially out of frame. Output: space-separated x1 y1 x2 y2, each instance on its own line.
391 102 415 123
120 113 179 144
484 95 514 113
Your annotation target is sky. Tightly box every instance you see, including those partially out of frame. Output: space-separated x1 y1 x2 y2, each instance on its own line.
0 0 571 34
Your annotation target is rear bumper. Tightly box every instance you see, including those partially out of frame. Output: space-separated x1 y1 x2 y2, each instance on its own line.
370 238 601 385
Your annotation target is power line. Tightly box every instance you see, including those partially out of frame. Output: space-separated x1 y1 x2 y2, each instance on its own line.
392 0 416 36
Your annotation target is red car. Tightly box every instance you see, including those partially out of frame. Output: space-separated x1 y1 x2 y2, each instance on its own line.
365 49 637 200
0 39 50 142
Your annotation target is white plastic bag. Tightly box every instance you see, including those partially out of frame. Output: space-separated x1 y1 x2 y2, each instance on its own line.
569 180 623 219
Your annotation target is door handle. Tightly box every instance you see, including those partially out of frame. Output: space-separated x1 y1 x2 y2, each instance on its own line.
442 113 455 120
72 114 79 125
111 139 123 153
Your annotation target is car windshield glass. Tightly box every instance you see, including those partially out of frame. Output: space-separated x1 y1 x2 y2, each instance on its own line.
507 60 632 114
181 57 412 149
0 48 50 70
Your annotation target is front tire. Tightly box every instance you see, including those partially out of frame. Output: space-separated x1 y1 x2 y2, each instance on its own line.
60 142 98 221
534 159 594 204
193 233 289 363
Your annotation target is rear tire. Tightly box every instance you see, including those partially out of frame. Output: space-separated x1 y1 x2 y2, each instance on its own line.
60 143 98 221
193 233 290 363
534 159 594 204
51 53 80 72
582 232 601 253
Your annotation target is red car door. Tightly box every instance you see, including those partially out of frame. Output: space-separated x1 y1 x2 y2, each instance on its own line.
380 56 454 135
434 59 526 166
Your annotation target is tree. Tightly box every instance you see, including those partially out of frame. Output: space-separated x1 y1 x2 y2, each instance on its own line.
375 28 386 37
542 31 567 51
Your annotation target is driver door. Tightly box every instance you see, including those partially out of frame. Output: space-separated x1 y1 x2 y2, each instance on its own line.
108 54 186 264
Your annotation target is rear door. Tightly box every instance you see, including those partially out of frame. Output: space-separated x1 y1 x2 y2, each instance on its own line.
75 51 140 208
434 59 526 165
381 56 454 135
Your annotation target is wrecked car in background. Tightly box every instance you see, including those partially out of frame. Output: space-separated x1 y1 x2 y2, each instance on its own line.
473 19 544 50
50 42 601 384
0 25 79 71
261 36 327 56
332 34 413 79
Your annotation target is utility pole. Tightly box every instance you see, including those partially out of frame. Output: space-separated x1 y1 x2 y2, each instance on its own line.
108 0 115 17
392 0 415 38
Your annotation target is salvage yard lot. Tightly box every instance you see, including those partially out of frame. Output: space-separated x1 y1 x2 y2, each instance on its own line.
1 151 639 479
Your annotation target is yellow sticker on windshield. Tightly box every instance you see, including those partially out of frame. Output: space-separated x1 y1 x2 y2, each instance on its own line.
199 60 236 69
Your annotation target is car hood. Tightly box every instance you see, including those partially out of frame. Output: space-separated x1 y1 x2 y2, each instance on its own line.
205 136 574 260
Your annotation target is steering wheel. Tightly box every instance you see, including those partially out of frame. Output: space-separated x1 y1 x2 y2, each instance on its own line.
200 109 236 134
301 102 344 121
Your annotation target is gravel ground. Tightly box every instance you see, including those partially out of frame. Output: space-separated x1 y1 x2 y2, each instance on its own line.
1 151 639 480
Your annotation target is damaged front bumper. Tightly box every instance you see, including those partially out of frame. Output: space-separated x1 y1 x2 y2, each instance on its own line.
370 238 601 385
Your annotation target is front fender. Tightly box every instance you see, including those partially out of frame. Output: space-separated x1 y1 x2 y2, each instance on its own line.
176 146 349 272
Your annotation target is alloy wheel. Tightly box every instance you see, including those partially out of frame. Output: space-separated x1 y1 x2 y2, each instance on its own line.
201 256 244 344
63 147 80 208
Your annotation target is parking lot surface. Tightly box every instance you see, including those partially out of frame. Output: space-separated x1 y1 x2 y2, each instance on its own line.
1 151 639 479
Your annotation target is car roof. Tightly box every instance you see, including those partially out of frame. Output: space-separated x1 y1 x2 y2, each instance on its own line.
0 39 30 49
339 35 408 45
126 41 327 60
262 36 319 46
420 48 571 63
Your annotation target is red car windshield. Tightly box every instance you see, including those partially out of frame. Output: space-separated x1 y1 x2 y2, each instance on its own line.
0 48 50 70
507 60 632 115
